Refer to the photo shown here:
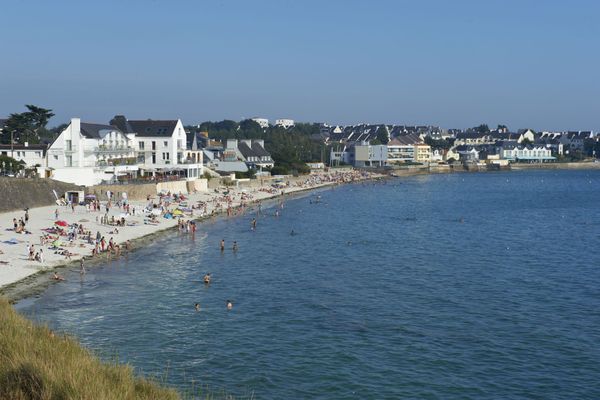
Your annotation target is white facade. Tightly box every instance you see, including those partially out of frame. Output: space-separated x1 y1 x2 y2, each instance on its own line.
500 145 555 162
354 144 387 167
47 118 137 186
275 118 295 129
387 143 415 163
134 120 187 168
251 118 269 129
0 143 47 168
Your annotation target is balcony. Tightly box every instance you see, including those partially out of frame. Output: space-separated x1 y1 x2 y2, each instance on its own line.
87 145 133 154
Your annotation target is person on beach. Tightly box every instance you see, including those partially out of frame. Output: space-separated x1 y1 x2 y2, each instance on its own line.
54 209 59 220
220 239 225 251
203 273 211 284
226 300 233 310
24 208 29 223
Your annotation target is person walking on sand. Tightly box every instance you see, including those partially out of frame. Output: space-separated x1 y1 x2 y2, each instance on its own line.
54 209 59 220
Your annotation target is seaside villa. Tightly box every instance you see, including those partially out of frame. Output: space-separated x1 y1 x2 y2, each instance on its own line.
47 116 203 186
47 118 138 186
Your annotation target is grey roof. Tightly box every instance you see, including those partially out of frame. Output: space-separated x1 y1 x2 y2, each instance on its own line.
0 143 48 151
128 120 178 137
238 142 256 159
80 123 122 139
110 115 178 137
251 142 270 157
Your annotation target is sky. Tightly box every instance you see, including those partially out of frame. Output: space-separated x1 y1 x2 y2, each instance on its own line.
1 0 599 131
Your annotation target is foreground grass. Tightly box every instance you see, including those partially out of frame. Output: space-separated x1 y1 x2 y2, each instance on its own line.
0 297 180 400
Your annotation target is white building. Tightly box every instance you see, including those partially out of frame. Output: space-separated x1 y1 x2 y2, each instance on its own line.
275 118 295 129
387 138 415 163
47 118 138 186
353 143 387 167
251 117 269 129
0 143 47 168
110 115 203 180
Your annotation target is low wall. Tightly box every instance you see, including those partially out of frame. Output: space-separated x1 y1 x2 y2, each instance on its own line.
187 179 208 193
511 162 600 170
87 183 156 201
0 178 82 213
156 181 189 195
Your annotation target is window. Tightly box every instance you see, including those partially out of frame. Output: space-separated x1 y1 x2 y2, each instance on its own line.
53 155 58 160
65 140 72 151
163 141 168 147
151 141 156 150
139 141 145 150
151 153 156 164
162 152 170 160
66 155 72 167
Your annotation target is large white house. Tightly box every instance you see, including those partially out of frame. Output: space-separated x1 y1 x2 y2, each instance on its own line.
251 117 269 129
275 118 295 129
47 118 138 186
0 143 48 169
110 115 203 180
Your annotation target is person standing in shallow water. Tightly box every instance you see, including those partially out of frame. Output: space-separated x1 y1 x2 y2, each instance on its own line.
226 300 233 310
220 239 225 251
251 218 256 230
232 241 238 252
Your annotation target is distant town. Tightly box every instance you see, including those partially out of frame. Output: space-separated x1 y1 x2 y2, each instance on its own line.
1 106 599 187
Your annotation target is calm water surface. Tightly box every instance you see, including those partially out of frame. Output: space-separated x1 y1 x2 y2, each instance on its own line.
17 170 600 399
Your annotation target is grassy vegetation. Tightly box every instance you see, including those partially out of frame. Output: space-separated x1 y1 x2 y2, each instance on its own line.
0 297 180 400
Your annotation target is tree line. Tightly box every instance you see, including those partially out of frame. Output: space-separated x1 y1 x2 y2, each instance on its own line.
189 119 328 174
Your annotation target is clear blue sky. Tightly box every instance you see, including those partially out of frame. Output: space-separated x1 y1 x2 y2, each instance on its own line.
1 0 599 131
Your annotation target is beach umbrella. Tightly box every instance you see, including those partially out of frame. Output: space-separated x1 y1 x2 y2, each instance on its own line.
55 220 68 227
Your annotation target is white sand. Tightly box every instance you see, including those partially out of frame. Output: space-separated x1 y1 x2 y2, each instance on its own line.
0 170 377 289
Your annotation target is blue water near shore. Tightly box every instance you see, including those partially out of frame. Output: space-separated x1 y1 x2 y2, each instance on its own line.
17 170 600 399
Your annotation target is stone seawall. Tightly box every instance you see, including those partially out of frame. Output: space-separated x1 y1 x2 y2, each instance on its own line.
0 178 82 213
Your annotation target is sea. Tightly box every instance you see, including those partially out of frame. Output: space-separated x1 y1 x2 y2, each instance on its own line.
16 169 600 399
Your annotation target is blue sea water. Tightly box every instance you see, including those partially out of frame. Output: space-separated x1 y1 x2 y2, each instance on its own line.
16 170 600 399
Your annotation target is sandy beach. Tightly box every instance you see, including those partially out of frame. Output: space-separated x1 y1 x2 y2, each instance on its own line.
0 170 379 298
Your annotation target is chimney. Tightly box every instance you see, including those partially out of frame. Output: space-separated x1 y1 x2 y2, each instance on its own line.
71 118 81 135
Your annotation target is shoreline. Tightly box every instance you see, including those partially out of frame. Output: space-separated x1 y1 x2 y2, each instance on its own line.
0 170 380 302
3 162 599 301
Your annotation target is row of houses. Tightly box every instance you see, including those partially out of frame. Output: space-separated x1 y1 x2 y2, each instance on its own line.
0 116 275 186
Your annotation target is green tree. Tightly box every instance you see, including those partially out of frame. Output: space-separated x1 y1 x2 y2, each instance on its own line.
473 124 490 134
376 125 389 144
2 105 54 144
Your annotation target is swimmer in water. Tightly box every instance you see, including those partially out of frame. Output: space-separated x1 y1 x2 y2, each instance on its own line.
251 218 257 230
226 300 233 310
195 303 200 312
232 241 238 251
290 229 297 236
220 239 225 251
52 272 64 281
203 273 211 284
